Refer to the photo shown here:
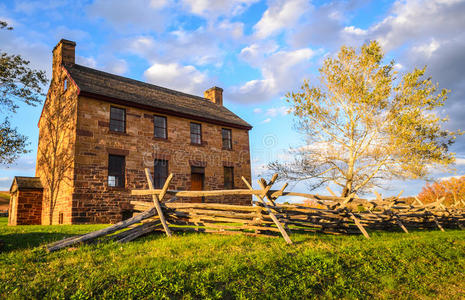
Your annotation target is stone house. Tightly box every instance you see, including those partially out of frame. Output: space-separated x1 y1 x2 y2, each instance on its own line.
9 39 252 225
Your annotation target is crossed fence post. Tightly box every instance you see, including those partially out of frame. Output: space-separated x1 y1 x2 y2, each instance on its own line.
242 174 293 244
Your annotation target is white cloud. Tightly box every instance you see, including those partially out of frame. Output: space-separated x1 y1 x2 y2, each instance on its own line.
76 55 127 75
411 39 441 58
217 20 244 40
254 0 310 38
343 26 367 36
144 62 209 95
251 161 268 179
0 156 36 173
393 63 404 70
103 58 128 75
76 56 97 68
0 30 50 79
239 41 279 62
181 0 259 20
253 108 262 114
150 0 168 9
124 21 245 67
229 47 317 103
362 0 465 51
127 36 156 61
439 174 464 181
288 1 359 48
455 158 465 166
0 177 13 190
87 0 170 32
265 106 290 117
261 118 271 124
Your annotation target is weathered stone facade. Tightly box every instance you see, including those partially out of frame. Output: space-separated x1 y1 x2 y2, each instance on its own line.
32 39 252 224
36 40 78 225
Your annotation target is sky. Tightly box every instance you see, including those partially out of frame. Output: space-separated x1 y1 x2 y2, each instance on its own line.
1 0 465 200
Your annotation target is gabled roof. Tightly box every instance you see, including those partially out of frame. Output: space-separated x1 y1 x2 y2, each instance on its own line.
64 63 252 130
10 177 43 193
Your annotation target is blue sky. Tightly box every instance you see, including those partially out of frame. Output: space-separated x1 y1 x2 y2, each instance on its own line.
1 0 465 200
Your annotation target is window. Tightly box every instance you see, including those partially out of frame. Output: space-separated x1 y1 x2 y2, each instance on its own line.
224 167 234 189
190 122 202 144
63 78 68 91
154 159 168 189
154 115 167 139
222 128 232 150
108 155 125 187
59 213 64 225
110 106 125 133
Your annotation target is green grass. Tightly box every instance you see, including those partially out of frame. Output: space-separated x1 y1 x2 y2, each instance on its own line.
0 217 464 299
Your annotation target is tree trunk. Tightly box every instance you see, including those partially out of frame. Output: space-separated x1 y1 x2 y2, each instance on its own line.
341 179 353 197
49 196 53 225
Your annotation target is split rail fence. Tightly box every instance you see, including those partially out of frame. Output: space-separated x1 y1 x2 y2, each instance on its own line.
47 169 465 252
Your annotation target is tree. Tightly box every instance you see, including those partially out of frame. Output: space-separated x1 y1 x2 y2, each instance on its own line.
0 21 47 164
269 41 460 197
417 176 465 206
0 119 28 164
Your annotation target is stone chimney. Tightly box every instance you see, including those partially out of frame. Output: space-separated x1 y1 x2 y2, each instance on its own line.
52 39 76 77
204 86 223 105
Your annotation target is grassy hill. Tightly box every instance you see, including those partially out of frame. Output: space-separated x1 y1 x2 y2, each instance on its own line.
0 217 464 299
0 192 9 210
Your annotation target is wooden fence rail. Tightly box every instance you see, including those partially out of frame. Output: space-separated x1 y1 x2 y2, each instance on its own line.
46 170 465 252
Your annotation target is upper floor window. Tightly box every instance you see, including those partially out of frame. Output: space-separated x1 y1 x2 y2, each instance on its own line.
108 154 125 187
63 78 68 91
222 128 232 150
110 106 125 133
224 167 234 189
154 159 169 189
190 122 202 144
154 115 167 139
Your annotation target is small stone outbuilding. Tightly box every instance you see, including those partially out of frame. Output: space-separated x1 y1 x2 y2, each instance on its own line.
8 177 43 226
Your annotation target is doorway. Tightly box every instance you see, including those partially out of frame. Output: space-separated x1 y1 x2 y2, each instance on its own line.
190 166 204 203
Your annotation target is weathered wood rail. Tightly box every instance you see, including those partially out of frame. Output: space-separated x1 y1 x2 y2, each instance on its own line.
46 170 465 252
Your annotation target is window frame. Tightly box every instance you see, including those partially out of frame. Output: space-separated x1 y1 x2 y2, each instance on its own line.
153 115 167 139
223 166 234 189
109 106 126 133
154 159 169 189
108 154 125 188
190 122 202 145
222 128 232 150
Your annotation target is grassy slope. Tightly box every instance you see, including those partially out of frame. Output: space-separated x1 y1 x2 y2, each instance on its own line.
0 217 464 299
0 192 9 210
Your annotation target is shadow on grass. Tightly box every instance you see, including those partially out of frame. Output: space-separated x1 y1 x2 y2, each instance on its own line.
0 232 78 252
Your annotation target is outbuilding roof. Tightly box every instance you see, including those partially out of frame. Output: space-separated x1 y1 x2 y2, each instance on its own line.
10 177 43 193
64 63 252 130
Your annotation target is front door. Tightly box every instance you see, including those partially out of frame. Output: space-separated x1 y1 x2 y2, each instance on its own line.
190 167 204 203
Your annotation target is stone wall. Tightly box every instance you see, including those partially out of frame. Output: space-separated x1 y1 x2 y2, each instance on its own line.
36 40 78 225
8 190 43 225
72 96 252 224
